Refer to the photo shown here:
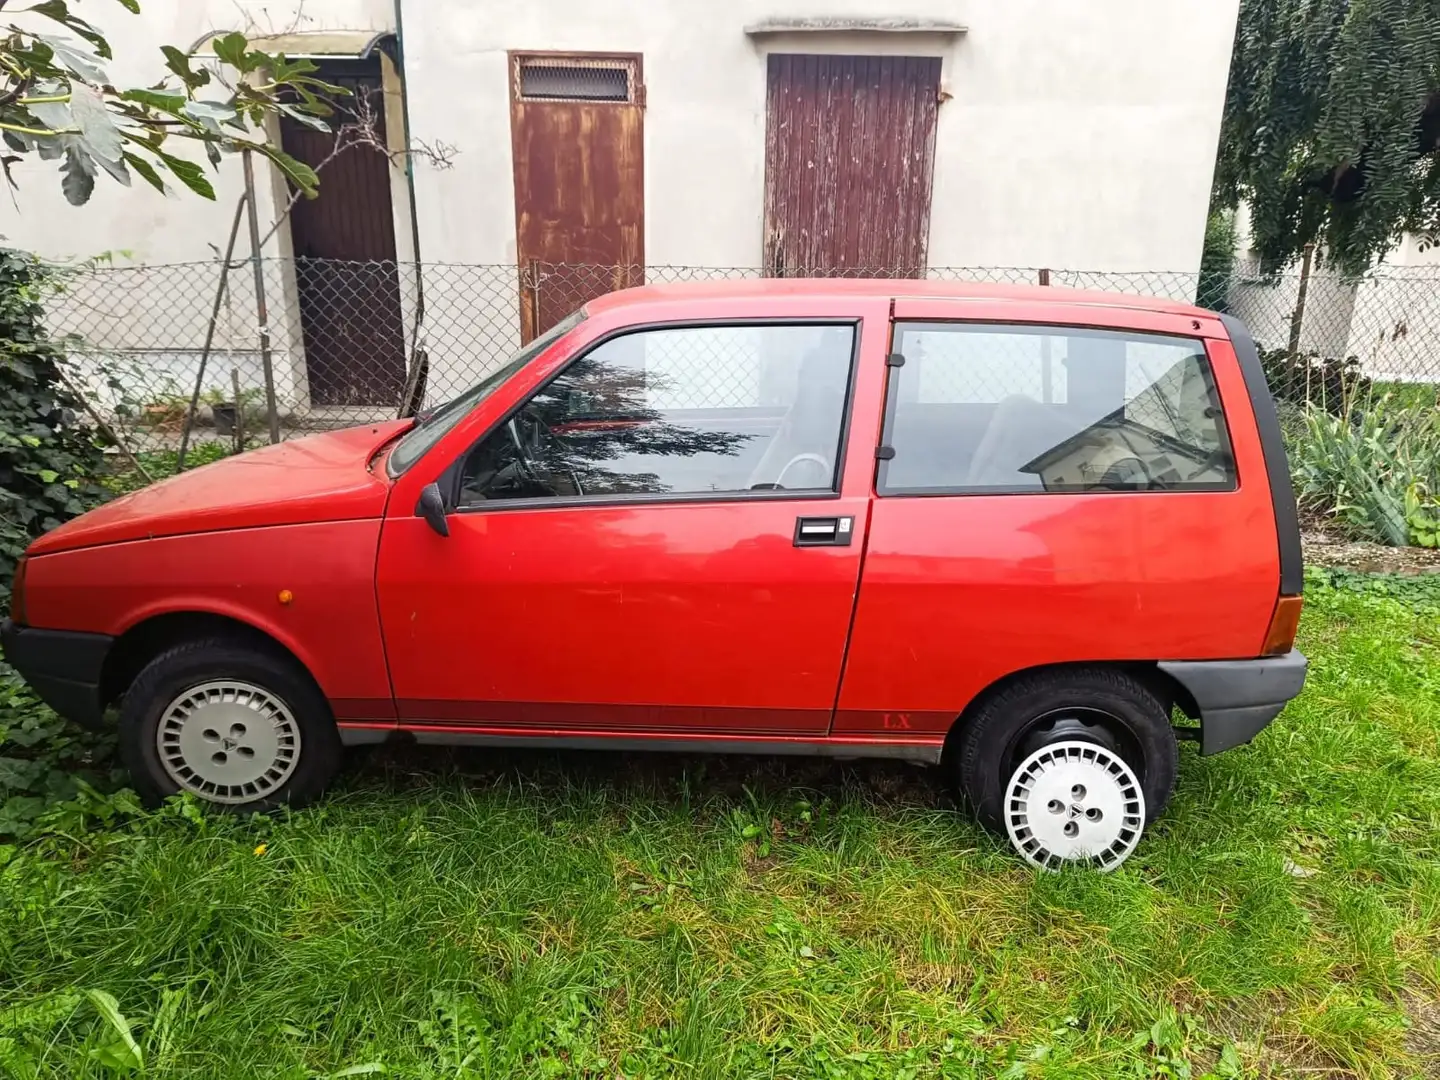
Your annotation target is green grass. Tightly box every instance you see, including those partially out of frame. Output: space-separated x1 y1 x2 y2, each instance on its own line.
2 576 1439 1079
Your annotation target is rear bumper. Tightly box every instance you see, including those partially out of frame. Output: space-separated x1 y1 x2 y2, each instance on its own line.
0 619 112 729
1159 649 1308 755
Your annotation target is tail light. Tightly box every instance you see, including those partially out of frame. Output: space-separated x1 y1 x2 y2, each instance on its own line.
9 556 27 625
1262 594 1303 656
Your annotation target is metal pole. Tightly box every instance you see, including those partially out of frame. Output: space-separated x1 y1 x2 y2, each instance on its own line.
231 368 245 454
1038 269 1053 402
177 194 248 471
242 149 282 444
1287 243 1314 362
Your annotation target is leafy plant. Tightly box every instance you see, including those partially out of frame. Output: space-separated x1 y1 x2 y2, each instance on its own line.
1406 482 1440 547
0 250 110 606
0 1 345 204
1289 397 1440 546
1195 209 1237 313
1215 0 1440 273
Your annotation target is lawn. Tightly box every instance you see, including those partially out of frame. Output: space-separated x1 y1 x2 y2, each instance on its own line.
2 572 1438 1079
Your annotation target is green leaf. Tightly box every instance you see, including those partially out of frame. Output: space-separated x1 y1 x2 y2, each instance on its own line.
120 88 187 114
160 45 210 91
260 144 319 197
277 102 331 133
135 143 215 199
121 151 165 193
83 990 142 1070
181 100 238 130
36 469 59 483
211 32 251 71
69 84 124 163
36 34 108 85
60 142 96 205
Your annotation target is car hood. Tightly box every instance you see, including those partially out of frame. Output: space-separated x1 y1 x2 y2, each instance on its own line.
30 421 411 557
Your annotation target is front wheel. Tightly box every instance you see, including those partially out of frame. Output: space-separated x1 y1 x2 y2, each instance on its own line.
956 668 1179 871
118 638 341 811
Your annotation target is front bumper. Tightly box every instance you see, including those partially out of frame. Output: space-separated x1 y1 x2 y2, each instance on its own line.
1159 649 1308 755
0 619 113 729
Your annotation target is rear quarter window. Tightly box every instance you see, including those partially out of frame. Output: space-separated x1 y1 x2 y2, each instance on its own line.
881 323 1236 495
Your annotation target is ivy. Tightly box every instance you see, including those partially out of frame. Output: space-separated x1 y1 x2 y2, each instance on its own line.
0 250 110 607
1216 0 1440 273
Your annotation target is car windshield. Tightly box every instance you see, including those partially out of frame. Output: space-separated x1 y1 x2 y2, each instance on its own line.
387 310 586 477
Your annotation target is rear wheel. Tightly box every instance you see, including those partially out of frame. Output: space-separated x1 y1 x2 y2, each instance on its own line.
956 668 1178 871
118 638 341 811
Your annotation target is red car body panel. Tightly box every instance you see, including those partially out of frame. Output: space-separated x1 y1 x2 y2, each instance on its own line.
28 421 408 556
375 293 893 735
834 318 1281 736
22 521 396 714
11 280 1297 761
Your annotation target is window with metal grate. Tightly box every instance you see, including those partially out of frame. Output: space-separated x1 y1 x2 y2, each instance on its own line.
518 62 630 102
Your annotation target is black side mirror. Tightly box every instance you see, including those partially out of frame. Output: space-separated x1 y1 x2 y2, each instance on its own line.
416 482 450 537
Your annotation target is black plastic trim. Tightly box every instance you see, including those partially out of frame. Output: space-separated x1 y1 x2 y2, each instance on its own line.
0 619 112 729
1159 649 1307 755
1221 314 1304 595
405 728 944 763
446 317 865 514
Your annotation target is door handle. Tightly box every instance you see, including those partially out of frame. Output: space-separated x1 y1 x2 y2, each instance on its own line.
793 516 854 547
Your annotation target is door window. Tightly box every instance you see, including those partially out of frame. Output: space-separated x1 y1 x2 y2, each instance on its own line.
456 323 857 505
882 323 1236 494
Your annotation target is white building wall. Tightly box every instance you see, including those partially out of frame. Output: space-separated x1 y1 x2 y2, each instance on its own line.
401 0 1238 273
1 0 1242 413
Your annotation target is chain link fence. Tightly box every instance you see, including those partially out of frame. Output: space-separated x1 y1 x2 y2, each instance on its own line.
39 258 1440 463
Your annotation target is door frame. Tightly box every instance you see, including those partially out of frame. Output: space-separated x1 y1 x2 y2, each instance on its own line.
508 50 647 343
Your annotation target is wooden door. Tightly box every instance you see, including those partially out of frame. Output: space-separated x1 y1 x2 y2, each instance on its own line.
764 54 941 278
280 57 406 406
510 52 645 342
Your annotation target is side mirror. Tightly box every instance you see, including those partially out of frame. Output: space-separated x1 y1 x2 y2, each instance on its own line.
416 482 450 537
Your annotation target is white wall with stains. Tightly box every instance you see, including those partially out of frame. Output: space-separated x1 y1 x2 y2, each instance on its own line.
2 0 1239 274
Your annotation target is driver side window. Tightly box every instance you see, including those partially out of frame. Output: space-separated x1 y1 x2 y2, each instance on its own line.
456 322 857 506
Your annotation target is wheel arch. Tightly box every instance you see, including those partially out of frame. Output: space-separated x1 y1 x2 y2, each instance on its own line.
941 660 1199 763
100 610 318 711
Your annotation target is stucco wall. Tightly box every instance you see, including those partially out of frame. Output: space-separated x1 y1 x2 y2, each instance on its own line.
2 0 1238 273
1 0 1242 411
402 0 1239 273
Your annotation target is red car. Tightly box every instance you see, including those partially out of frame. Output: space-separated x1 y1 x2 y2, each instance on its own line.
3 280 1306 869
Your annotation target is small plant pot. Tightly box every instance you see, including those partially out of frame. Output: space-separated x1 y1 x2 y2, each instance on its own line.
211 402 237 437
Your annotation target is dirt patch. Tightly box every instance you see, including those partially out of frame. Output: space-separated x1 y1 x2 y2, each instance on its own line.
1404 989 1440 1075
1303 529 1440 575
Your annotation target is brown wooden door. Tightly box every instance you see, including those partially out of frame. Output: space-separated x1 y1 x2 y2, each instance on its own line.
764 54 941 278
510 53 645 342
280 58 406 406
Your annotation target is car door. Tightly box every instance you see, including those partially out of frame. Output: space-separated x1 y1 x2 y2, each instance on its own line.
376 300 889 736
835 299 1280 737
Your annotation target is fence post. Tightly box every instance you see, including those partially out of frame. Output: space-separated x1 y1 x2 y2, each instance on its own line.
1287 243 1314 362
1038 269 1053 401
177 194 247 472
242 150 282 445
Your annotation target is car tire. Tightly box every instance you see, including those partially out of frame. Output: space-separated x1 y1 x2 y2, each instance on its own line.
956 667 1179 870
118 637 341 812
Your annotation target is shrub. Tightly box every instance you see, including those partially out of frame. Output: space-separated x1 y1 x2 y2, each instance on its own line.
1289 397 1440 546
1260 345 1371 414
0 251 110 605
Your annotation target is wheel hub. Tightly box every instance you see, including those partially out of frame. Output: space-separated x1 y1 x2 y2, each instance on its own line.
157 680 301 804
1004 739 1145 871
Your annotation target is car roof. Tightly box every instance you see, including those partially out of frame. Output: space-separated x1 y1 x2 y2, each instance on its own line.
583 277 1214 320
